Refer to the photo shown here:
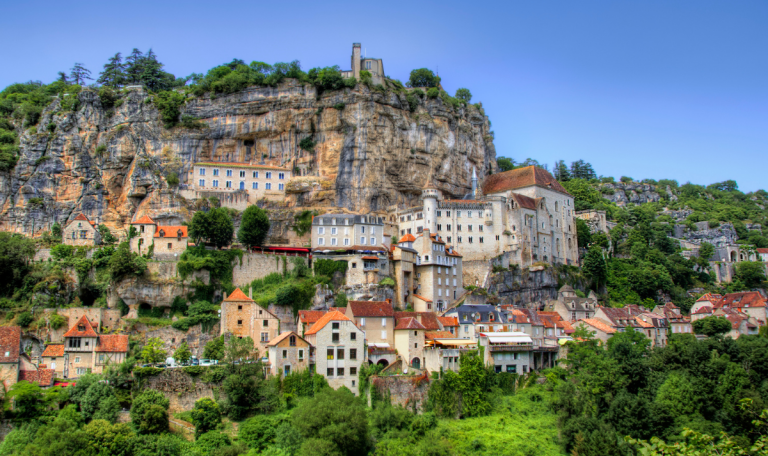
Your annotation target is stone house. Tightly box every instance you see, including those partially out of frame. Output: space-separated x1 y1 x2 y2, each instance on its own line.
545 285 598 322
390 234 417 308
52 316 128 379
477 331 534 374
394 166 578 267
715 292 767 324
341 43 386 85
437 316 459 336
444 304 509 342
266 331 311 377
653 302 692 335
297 310 326 337
0 326 22 389
634 313 669 347
129 215 188 256
758 248 768 262
690 293 723 314
62 213 99 247
311 214 389 286
573 318 616 343
189 162 291 208
219 288 280 357
410 230 464 312
304 310 366 395
345 301 395 347
393 317 426 370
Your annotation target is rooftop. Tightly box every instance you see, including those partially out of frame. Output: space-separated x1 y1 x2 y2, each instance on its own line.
305 311 352 335
482 166 571 196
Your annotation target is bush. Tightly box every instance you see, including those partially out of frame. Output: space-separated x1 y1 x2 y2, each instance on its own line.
299 136 315 152
153 91 186 128
166 172 179 186
314 259 347 278
181 115 206 129
49 313 66 329
50 243 74 260
333 103 345 110
15 311 33 327
455 88 472 103
407 68 440 88
191 397 222 439
130 389 170 434
95 144 107 156
426 87 439 99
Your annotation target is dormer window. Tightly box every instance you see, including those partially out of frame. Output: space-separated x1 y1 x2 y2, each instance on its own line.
78 325 84 331
159 229 165 237
177 229 183 239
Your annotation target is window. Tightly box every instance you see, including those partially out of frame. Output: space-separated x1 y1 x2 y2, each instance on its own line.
381 330 386 340
199 168 205 175
327 349 335 360
68 338 81 348
337 349 345 360
282 350 287 359
226 181 232 188
289 336 296 346
350 332 356 340
266 172 272 179
479 225 483 232
381 317 387 327
213 180 219 187
468 225 473 232
261 332 269 342
332 333 340 343
457 211 462 217
167 242 173 249
360 317 365 326
318 227 325 235
253 171 258 178
480 237 484 243
350 367 357 375
76 367 87 375
337 368 344 376
238 305 242 310
437 210 442 216
278 172 285 179
199 179 205 187
75 356 81 363
360 237 366 245
468 212 472 218
468 236 473 243
263 319 269 327
331 238 337 246
350 348 357 359
344 238 350 246
458 224 462 231
447 236 452 243
213 169 219 176
437 224 442 231
226 169 232 177
266 183 271 190
239 170 246 178
327 368 334 376
299 349 304 360
318 238 325 245
252 182 258 189
458 236 462 243
332 322 340 329
278 183 284 190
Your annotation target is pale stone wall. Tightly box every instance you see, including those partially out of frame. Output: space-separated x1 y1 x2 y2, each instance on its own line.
146 322 221 359
130 223 156 254
462 260 492 288
267 336 311 376
143 368 226 413
37 308 123 342
231 252 301 287
63 221 98 246
190 164 291 202
345 311 393 346
34 248 52 262
154 237 187 255
220 299 280 356
314 320 365 395
369 374 429 413
0 363 19 389
394 329 425 368
68 351 95 378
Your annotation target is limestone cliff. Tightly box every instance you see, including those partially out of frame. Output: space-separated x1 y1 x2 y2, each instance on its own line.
0 80 496 235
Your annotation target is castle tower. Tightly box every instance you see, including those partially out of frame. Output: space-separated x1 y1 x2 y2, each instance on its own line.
352 43 361 79
422 177 439 233
471 167 478 199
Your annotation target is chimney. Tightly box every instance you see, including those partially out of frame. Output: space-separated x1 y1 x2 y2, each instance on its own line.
223 292 227 300
249 287 253 299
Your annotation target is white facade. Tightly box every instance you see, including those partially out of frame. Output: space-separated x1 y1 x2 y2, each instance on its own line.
190 162 291 203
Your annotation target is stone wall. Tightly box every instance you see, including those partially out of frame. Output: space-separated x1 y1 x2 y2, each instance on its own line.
142 368 224 413
463 259 493 288
231 252 303 287
486 266 563 308
35 307 124 342
369 373 430 413
145 322 221 358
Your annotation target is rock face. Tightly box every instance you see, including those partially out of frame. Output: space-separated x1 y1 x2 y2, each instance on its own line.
600 182 661 206
673 222 739 247
0 81 495 236
485 267 562 307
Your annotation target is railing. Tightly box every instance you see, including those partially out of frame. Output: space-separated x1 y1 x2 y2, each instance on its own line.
488 344 533 352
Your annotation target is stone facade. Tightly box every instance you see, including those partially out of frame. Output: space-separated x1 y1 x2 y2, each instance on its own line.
304 311 366 395
341 43 386 85
62 213 99 246
219 288 280 356
129 216 188 256
189 162 291 206
266 332 312 377
143 368 225 413
410 230 464 312
394 323 425 369
394 166 578 267
145 321 221 359
231 252 302 287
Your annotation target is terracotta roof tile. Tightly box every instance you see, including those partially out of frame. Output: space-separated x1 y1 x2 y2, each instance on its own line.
19 368 54 386
305 311 351 335
267 331 307 347
96 335 128 352
299 310 326 324
717 292 766 309
579 318 616 334
0 327 21 363
757 248 768 254
63 315 98 338
398 234 416 243
66 213 97 228
194 162 289 171
348 301 394 317
361 256 380 260
394 312 441 330
510 193 537 210
395 317 427 330
425 331 455 340
482 166 570 196
154 226 188 238
693 306 714 315
224 288 253 302
412 294 432 303
42 344 65 357
437 316 459 327
131 215 156 225
696 293 722 302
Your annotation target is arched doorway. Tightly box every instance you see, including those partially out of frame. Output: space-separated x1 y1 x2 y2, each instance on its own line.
731 251 737 262
377 359 389 367
411 358 420 369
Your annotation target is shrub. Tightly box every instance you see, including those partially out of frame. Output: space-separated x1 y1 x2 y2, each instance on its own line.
379 277 395 286
333 103 345 110
166 172 179 186
27 197 44 207
299 136 316 152
46 122 56 133
181 115 206 129
95 144 107 156
50 243 74 260
426 87 439 99
407 68 440 88
49 313 66 329
455 88 472 102
16 311 33 327
153 91 186 128
314 259 347 278
359 70 372 86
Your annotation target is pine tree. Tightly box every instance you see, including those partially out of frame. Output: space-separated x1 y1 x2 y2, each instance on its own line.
140 49 165 92
554 160 571 182
69 63 93 85
97 53 125 88
124 48 145 85
57 72 70 84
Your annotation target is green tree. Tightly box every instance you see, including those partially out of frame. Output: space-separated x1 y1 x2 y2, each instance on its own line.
0 232 36 296
554 160 572 181
69 63 92 85
141 337 167 365
130 389 170 434
8 381 44 421
583 246 607 289
291 388 369 456
238 205 271 248
97 53 125 88
699 242 715 261
189 208 234 248
109 241 147 279
692 316 732 337
496 157 515 172
203 336 225 361
406 68 440 88
125 49 145 85
562 179 601 211
173 341 192 364
735 261 766 288
191 397 222 439
80 381 120 422
83 420 134 456
239 415 278 451
576 218 592 248
454 88 472 102
570 160 597 180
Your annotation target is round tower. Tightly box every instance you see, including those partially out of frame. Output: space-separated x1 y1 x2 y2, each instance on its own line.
422 178 439 233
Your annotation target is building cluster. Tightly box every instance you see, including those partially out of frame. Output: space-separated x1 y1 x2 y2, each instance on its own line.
0 316 129 389
689 292 765 338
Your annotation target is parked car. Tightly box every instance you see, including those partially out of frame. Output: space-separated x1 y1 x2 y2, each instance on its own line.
200 359 214 366
191 358 200 366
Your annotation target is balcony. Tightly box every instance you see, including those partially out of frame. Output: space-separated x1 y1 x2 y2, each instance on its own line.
487 344 533 352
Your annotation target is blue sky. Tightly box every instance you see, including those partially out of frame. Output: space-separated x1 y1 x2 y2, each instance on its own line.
1 0 766 191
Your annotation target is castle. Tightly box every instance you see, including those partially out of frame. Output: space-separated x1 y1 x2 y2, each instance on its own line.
341 43 385 85
392 166 579 266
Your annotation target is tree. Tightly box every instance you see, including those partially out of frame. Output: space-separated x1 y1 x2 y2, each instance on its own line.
140 49 169 92
130 389 170 434
98 225 117 245
191 397 222 439
570 160 596 180
291 388 369 456
188 208 234 248
406 68 440 88
575 218 592 248
562 179 602 211
173 341 192 364
692 316 732 337
83 420 134 456
583 247 607 290
0 232 36 296
8 381 44 421
97 53 125 88
125 49 145 85
454 88 472 102
69 63 93 85
203 336 225 360
239 415 278 451
80 381 120 422
108 241 147 279
735 261 766 288
238 205 271 248
554 160 571 182
496 157 515 172
141 337 167 365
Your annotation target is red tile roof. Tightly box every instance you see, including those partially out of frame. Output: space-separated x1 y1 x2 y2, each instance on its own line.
154 225 188 238
224 288 253 302
395 317 426 330
131 215 156 225
716 292 766 309
63 316 98 338
348 301 394 317
425 331 456 340
299 310 326 324
412 294 432 303
66 213 97 227
510 193 537 210
266 331 307 347
394 312 441 330
361 256 380 260
438 316 459 327
96 335 129 353
696 293 722 302
398 234 416 243
756 248 768 254
305 311 351 335
482 166 570 196
42 344 65 357
19 369 54 386
579 318 616 334
0 327 21 363
693 306 713 315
